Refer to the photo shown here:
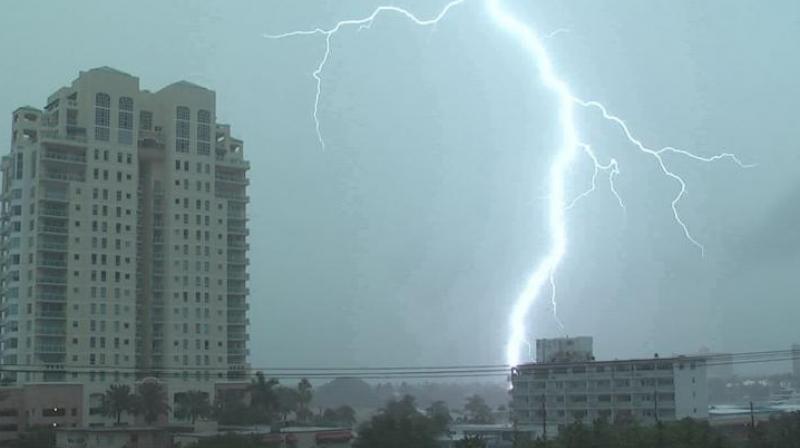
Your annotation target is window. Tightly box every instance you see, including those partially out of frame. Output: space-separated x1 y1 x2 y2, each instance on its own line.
176 106 190 152
95 93 111 141
140 111 153 130
119 97 134 143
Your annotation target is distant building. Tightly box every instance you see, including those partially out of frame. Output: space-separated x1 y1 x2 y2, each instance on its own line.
438 424 516 448
0 384 83 442
793 344 800 384
174 426 353 448
511 337 708 432
536 336 593 363
697 348 734 380
55 426 171 448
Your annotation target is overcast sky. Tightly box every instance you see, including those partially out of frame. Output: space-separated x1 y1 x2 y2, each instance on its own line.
1 0 798 372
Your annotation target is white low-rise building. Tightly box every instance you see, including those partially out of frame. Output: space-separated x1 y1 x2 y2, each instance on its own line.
511 337 708 432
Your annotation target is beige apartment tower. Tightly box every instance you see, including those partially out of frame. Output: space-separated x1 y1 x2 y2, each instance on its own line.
0 67 249 425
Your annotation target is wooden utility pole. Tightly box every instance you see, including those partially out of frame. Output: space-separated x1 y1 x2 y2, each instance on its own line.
541 395 547 441
654 388 659 423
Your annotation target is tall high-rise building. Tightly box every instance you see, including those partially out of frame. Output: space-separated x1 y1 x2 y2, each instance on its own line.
0 67 249 426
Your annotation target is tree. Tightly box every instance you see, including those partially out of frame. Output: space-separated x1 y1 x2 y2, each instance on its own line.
426 400 453 432
248 372 279 423
297 378 313 422
213 389 253 425
464 395 494 424
101 384 136 425
455 434 487 448
175 390 212 424
188 433 263 448
135 380 170 425
12 427 55 448
354 395 442 448
319 405 357 427
274 386 300 422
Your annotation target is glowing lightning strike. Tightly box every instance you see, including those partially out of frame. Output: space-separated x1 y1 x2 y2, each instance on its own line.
265 0 751 368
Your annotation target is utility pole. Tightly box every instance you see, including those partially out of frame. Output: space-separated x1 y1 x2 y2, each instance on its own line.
541 395 547 442
654 388 659 424
749 401 755 428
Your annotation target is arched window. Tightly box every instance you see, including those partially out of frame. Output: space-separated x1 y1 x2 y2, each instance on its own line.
94 92 111 141
118 97 134 144
95 92 110 108
176 106 190 153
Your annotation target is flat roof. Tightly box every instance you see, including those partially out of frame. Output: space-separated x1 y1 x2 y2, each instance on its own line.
57 427 167 433
516 355 707 370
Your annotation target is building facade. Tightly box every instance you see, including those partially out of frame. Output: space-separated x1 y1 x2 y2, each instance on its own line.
0 67 249 426
511 337 708 432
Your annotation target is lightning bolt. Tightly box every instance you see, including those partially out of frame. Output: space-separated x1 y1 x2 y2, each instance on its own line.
265 0 751 368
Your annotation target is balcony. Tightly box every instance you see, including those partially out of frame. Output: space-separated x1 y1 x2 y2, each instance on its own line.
42 151 86 164
37 293 66 302
227 255 248 265
227 224 248 235
41 190 69 202
138 130 165 151
37 275 67 285
38 224 68 235
35 344 66 353
39 207 68 218
228 241 248 250
35 327 66 336
215 173 249 185
38 241 67 252
216 192 248 202
38 259 67 269
42 171 85 183
227 271 248 281
35 310 66 319
40 127 88 145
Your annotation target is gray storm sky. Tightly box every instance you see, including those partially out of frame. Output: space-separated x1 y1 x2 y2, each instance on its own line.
1 0 798 371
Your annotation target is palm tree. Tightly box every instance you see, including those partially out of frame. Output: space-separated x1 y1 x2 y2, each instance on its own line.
102 384 135 425
247 372 279 423
297 378 313 422
175 390 212 425
135 380 170 426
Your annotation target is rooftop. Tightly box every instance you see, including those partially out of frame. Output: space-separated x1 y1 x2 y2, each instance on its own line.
516 354 708 370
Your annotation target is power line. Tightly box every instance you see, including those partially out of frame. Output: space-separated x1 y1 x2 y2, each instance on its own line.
0 348 795 380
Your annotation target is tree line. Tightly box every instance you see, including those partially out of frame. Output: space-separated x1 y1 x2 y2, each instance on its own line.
96 372 357 427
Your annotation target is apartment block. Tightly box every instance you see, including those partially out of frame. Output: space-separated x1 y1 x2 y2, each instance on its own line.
0 67 250 427
511 337 708 432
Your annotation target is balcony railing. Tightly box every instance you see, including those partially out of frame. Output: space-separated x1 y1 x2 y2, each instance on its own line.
38 259 67 268
39 207 68 218
35 310 66 318
37 293 66 302
35 344 66 353
40 127 88 143
41 191 69 201
36 327 66 336
37 276 67 285
38 224 68 234
227 224 248 235
216 192 248 201
43 172 85 182
215 173 248 184
38 241 67 251
42 152 87 164
138 130 165 150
